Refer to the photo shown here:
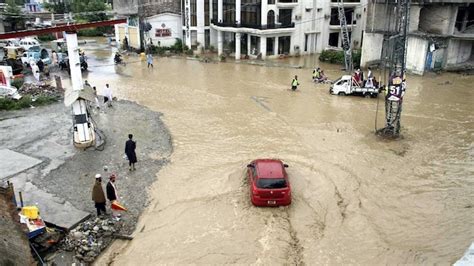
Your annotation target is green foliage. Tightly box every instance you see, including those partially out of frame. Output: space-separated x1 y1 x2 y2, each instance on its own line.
4 0 24 31
71 0 110 22
319 49 361 66
43 0 67 13
0 95 59 111
11 78 24 89
37 34 56 42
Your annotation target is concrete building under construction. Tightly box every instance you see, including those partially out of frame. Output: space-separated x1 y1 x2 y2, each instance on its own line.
361 1 473 75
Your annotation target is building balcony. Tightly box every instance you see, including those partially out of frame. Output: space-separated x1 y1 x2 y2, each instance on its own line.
211 19 295 30
276 0 298 8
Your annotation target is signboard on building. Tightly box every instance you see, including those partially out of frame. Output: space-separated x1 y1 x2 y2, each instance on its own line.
155 28 171 37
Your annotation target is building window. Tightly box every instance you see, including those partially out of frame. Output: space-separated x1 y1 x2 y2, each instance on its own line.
205 0 210 26
330 8 354 25
223 0 236 24
212 0 218 21
278 9 292 26
267 10 275 26
328 32 339 47
191 0 197 26
241 0 261 26
268 0 275 4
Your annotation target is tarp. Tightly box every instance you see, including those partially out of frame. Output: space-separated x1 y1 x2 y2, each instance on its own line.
63 85 96 107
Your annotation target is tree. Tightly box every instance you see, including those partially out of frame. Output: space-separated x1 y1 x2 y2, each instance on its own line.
70 0 109 22
4 0 24 31
43 0 69 14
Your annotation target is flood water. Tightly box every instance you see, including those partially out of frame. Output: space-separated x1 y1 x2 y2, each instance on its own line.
74 40 473 264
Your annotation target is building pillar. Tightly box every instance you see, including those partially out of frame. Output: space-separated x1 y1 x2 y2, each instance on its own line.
218 0 223 22
274 36 279 55
260 36 267 59
236 0 241 24
261 0 268 25
184 0 192 48
217 30 223 55
197 0 205 49
235 32 241 60
247 34 251 55
408 5 421 33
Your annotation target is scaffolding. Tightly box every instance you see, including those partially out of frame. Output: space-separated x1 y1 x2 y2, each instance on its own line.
337 0 353 72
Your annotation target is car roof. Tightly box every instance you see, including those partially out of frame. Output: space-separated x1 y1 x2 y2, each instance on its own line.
255 159 284 179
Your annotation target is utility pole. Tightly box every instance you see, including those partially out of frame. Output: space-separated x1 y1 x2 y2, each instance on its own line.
337 0 353 73
377 0 410 138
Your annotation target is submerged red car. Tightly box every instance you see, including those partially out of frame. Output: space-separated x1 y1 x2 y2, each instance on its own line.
247 159 291 207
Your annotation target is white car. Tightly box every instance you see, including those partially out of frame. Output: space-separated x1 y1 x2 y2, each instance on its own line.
19 38 40 51
0 85 22 100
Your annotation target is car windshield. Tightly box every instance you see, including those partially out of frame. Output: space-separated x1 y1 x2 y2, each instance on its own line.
257 178 287 189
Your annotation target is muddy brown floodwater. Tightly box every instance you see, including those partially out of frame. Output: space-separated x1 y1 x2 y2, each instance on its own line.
78 41 473 265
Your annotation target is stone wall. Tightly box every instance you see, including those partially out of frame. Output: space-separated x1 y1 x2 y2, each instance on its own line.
114 0 181 16
0 184 34 266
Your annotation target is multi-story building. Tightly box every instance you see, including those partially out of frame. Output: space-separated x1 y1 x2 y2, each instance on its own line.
182 0 368 59
361 1 473 75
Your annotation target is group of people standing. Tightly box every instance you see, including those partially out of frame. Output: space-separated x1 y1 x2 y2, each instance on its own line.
91 134 137 217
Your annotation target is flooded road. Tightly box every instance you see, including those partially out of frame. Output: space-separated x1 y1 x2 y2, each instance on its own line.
77 41 473 264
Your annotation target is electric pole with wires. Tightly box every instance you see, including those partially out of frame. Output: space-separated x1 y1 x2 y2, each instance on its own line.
376 0 410 138
337 0 353 73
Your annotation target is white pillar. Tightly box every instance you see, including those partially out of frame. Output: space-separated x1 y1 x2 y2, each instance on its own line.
218 0 223 22
260 36 266 59
236 0 241 24
185 1 192 48
235 32 241 60
261 1 268 25
274 36 279 55
247 34 251 55
197 0 205 49
65 32 82 92
217 30 223 55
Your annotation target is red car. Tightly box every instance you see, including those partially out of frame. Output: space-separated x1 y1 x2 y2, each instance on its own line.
247 159 291 207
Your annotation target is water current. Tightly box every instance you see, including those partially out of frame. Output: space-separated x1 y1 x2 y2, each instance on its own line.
75 40 474 264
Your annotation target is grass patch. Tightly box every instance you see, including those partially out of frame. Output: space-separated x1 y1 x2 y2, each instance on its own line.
0 95 59 111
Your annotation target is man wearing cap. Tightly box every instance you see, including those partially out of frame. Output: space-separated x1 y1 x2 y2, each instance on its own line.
106 174 120 217
92 174 107 216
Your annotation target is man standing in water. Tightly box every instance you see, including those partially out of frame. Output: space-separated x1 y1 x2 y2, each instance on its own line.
291 75 299 91
125 134 137 171
103 84 113 107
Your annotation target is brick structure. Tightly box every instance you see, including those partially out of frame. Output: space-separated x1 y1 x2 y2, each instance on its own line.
0 183 34 266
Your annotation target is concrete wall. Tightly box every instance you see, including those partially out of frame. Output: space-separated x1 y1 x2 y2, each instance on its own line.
142 0 181 17
360 32 384 67
406 35 428 75
366 3 397 33
446 39 473 65
418 5 457 35
147 13 183 47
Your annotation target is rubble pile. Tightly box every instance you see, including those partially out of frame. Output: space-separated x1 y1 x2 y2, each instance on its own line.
19 83 63 98
60 216 123 263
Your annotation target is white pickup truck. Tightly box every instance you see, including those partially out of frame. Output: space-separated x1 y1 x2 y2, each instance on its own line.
329 75 381 98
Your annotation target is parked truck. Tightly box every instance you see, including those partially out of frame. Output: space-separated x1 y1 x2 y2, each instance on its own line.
329 75 381 98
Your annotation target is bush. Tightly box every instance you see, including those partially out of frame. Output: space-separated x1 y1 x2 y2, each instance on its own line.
0 95 59 111
37 34 56 42
11 78 24 89
319 49 361 66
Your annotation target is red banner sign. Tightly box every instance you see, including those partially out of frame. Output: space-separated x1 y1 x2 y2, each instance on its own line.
155 28 171 37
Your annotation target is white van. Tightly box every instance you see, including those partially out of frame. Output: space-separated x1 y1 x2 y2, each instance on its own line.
19 38 40 51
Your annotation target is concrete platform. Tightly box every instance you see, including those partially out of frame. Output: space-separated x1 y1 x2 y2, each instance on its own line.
0 149 42 181
10 174 90 230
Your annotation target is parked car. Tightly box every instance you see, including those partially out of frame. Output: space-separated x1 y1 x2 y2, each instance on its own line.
247 159 291 207
21 46 51 66
0 85 22 100
19 38 40 51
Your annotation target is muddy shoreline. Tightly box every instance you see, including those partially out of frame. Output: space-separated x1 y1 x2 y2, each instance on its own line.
0 100 172 264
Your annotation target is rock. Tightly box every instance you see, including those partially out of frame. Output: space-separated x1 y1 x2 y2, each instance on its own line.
102 226 110 231
93 226 99 232
72 231 83 240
